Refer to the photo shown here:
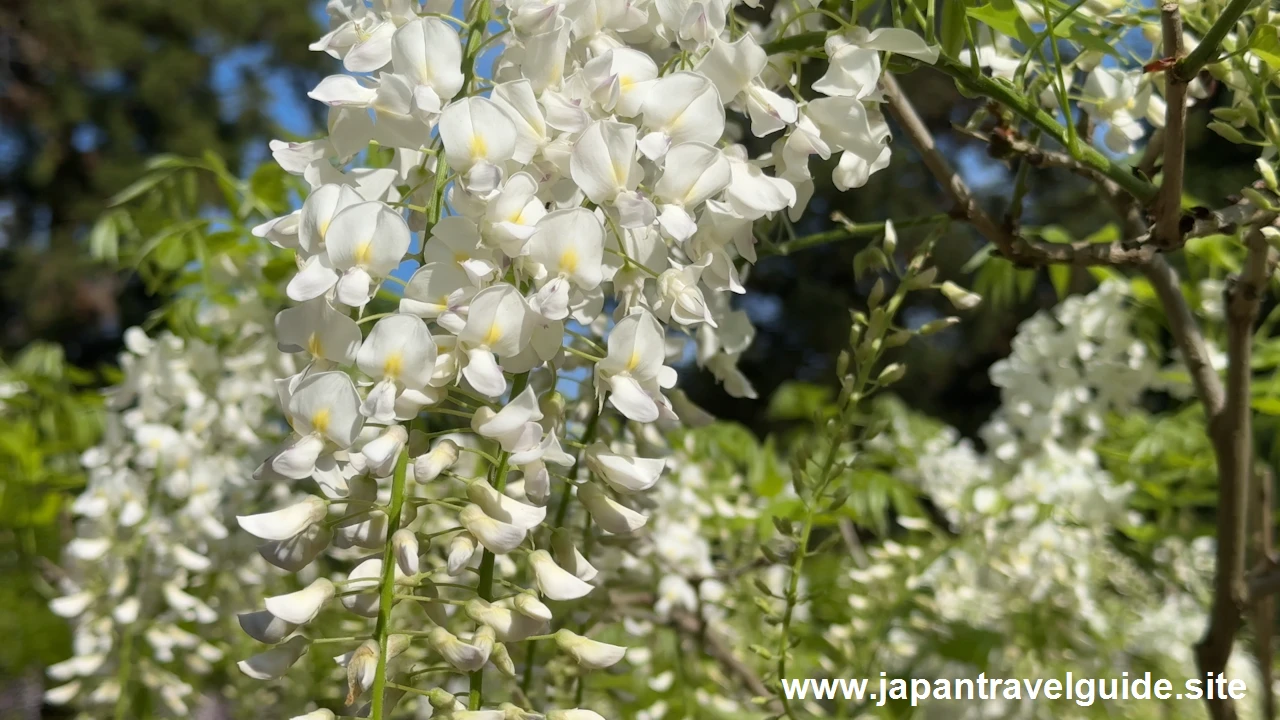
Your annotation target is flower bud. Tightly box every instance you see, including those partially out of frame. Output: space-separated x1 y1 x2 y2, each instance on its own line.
919 317 961 335
490 642 516 676
429 627 488 672
513 592 554 622
554 629 627 669
1258 158 1279 192
345 639 379 705
392 528 420 576
466 598 548 641
539 390 567 432
414 439 460 482
577 483 647 534
264 577 335 626
471 624 496 659
467 479 547 530
426 688 457 709
459 504 527 554
447 533 478 575
530 549 594 600
877 363 906 386
359 424 407 477
904 266 937 291
882 220 897 255
940 281 982 310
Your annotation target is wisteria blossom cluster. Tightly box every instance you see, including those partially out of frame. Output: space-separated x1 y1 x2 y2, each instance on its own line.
231 0 945 715
230 0 952 712
45 305 298 717
833 284 1262 719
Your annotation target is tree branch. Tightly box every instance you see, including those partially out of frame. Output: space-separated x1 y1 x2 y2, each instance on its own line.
1173 0 1259 83
1250 467 1276 720
1143 257 1227 419
671 610 779 709
880 73 1228 268
918 57 1158 203
1196 229 1273 720
1156 3 1188 248
763 214 951 256
881 73 1016 251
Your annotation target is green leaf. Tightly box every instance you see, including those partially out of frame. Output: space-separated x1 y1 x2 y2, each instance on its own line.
940 0 970 57
107 171 171 207
1049 264 1071 300
1034 225 1073 245
250 162 289 214
1250 23 1280 71
89 212 119 262
968 2 1036 48
1252 397 1280 415
767 382 834 421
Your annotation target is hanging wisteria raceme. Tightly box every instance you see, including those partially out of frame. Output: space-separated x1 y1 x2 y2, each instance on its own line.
237 0 940 716
46 297 300 718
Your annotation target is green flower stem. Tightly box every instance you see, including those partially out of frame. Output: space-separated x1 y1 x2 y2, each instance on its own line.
468 371 529 711
369 450 411 720
774 291 902 719
522 408 602 699
763 214 950 256
761 32 1158 204
1175 0 1257 82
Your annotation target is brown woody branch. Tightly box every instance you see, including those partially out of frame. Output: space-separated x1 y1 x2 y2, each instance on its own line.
1142 256 1226 418
610 590 780 712
1197 230 1274 720
1250 467 1276 720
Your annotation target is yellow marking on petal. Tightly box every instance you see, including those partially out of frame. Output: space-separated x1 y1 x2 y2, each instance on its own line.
311 409 331 434
559 248 579 274
319 218 332 240
626 350 640 372
355 239 374 266
483 323 503 346
307 332 324 358
618 75 634 90
469 134 488 160
382 352 404 379
454 251 468 263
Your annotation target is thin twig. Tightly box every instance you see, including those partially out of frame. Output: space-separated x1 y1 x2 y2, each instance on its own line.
1173 0 1259 83
883 73 1182 268
1143 256 1226 418
1156 3 1188 248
